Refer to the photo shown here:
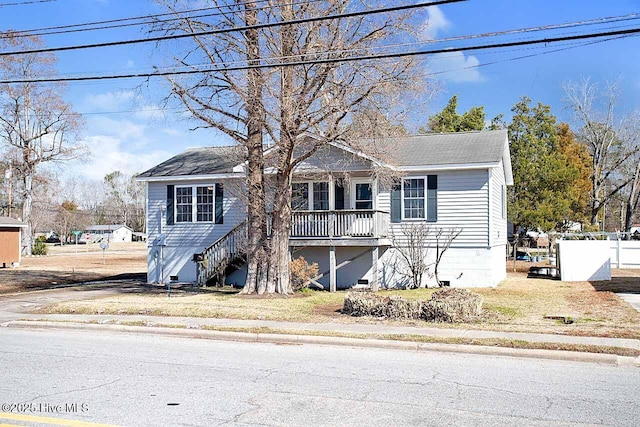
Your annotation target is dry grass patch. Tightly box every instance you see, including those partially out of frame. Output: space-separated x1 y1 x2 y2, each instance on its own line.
44 288 346 322
39 267 640 339
0 242 147 294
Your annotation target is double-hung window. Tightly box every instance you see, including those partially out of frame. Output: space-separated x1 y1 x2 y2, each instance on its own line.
400 175 437 221
176 187 194 223
175 185 215 223
403 178 425 219
291 181 330 211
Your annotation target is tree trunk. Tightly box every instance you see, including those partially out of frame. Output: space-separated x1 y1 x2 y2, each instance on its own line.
22 173 33 256
261 0 296 295
266 171 293 294
241 2 269 294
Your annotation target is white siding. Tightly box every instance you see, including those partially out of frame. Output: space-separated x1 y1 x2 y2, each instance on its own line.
387 169 489 247
146 178 245 283
489 164 508 247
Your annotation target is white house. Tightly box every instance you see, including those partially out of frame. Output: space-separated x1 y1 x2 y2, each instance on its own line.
84 224 133 243
137 130 513 289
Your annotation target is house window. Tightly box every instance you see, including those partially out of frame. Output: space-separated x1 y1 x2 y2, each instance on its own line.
291 181 330 211
403 178 425 219
400 176 437 221
197 186 214 222
355 182 373 210
292 183 309 211
175 185 216 223
313 182 329 210
176 187 193 223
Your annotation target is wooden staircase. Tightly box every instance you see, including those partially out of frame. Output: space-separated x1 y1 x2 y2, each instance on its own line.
196 220 247 287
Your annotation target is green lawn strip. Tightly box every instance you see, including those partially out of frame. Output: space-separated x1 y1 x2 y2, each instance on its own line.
21 318 639 358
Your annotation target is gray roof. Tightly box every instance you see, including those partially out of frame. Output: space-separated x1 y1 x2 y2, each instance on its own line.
386 130 508 167
137 146 244 178
0 217 26 228
86 224 131 231
138 130 508 179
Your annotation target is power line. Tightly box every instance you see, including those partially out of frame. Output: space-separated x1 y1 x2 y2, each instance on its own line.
0 0 56 7
2 0 327 40
0 0 466 56
2 25 638 85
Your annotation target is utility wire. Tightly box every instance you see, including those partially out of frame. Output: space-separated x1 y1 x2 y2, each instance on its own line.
0 0 466 56
2 25 638 84
0 0 56 7
2 0 328 39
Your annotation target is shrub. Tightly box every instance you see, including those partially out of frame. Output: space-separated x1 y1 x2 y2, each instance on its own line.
343 288 483 323
290 256 319 292
36 235 46 243
422 289 483 322
32 239 48 256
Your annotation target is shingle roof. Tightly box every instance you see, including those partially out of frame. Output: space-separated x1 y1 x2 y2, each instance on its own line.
137 146 244 178
0 217 26 227
138 130 508 179
385 130 508 167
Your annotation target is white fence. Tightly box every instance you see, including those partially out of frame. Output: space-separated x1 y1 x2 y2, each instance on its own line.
609 240 640 268
551 233 640 269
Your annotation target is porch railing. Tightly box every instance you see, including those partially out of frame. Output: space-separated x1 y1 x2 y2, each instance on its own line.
196 220 247 287
290 210 390 238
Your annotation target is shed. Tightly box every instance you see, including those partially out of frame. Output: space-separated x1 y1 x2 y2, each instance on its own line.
0 217 26 267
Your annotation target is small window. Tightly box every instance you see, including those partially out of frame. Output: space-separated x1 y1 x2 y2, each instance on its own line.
176 187 193 223
355 183 373 210
403 178 425 219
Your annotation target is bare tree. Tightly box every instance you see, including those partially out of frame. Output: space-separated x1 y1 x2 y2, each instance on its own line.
564 79 640 227
158 0 428 294
390 222 434 289
432 227 462 287
390 223 462 288
0 32 85 254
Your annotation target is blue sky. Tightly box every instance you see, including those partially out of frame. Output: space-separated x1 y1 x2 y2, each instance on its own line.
1 0 639 181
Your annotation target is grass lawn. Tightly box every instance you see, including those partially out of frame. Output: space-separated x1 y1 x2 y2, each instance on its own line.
40 265 640 339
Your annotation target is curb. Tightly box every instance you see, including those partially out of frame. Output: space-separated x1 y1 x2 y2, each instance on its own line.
5 320 639 367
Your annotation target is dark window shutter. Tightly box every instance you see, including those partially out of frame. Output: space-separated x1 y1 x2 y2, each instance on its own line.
166 185 174 226
391 184 401 223
427 175 437 222
215 183 224 224
334 181 345 210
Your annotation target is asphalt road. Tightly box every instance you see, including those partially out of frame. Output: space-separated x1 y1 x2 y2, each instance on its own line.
0 328 638 427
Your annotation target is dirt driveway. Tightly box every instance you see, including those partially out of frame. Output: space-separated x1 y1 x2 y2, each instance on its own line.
0 242 147 294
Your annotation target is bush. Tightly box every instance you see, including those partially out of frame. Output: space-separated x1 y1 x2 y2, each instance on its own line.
422 288 483 322
32 239 48 256
290 256 319 292
343 288 483 323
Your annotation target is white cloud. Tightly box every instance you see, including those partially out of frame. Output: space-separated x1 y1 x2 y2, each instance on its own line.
75 134 171 180
83 90 135 112
421 7 483 84
423 6 451 39
427 52 484 83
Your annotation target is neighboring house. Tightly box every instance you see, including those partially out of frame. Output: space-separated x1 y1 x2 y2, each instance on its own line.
137 130 513 289
84 225 133 243
0 217 26 267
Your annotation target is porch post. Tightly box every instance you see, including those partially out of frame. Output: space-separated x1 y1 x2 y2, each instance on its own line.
371 246 379 291
329 245 336 292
